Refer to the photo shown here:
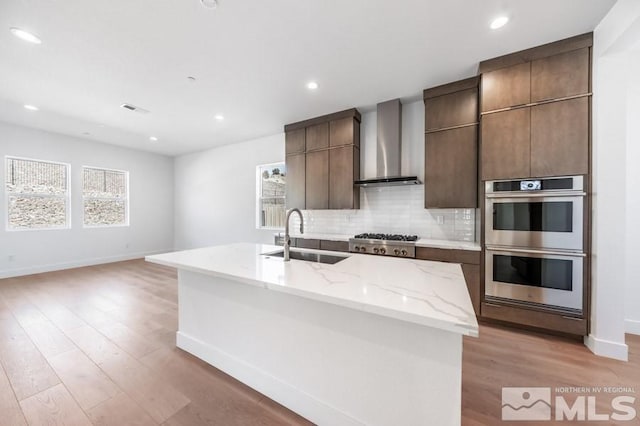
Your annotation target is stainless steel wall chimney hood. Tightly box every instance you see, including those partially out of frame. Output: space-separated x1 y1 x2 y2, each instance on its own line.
354 99 421 187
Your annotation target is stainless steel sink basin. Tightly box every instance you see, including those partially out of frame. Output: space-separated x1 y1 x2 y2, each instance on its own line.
262 250 348 265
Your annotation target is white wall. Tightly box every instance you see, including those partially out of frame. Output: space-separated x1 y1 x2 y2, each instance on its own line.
625 55 640 335
0 121 174 278
173 133 284 250
588 0 640 360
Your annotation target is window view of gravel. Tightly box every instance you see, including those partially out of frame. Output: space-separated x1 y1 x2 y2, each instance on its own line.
258 163 285 228
82 167 128 226
5 157 69 230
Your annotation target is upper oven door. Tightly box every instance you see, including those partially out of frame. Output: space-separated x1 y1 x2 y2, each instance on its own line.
485 193 584 251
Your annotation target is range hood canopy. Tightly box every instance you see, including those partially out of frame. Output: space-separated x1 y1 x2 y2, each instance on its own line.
354 99 421 187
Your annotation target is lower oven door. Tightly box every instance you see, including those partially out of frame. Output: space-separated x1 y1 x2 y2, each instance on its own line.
485 246 584 312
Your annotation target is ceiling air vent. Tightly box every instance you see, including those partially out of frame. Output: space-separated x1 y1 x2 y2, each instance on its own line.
120 103 150 114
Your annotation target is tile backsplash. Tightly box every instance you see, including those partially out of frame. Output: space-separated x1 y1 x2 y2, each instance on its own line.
290 185 476 241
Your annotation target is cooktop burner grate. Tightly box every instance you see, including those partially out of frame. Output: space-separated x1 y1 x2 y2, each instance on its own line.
353 233 418 242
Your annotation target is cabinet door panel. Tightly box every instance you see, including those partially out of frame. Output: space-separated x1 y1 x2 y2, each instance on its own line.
305 123 329 151
531 97 589 177
481 108 531 180
285 129 305 154
425 88 478 131
481 62 531 112
329 118 358 147
531 48 589 102
285 154 305 209
305 150 329 209
329 146 358 209
425 126 477 208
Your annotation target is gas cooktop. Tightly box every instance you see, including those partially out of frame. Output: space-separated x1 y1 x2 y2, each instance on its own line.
353 233 419 242
349 233 418 257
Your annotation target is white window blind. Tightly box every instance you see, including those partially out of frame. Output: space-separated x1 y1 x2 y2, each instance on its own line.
5 156 70 230
82 167 129 226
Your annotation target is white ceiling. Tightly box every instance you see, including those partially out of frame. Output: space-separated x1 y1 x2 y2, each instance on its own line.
0 0 615 156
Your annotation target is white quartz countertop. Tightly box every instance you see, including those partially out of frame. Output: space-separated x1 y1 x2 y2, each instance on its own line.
146 243 479 337
284 233 481 251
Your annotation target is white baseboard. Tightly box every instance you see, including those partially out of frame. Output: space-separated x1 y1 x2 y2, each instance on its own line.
584 334 629 361
176 332 361 426
626 319 640 335
0 249 173 279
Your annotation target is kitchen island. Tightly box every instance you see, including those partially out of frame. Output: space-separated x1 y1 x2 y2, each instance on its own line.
146 243 478 426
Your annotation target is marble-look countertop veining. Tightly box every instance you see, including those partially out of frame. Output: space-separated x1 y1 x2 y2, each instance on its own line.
146 243 479 337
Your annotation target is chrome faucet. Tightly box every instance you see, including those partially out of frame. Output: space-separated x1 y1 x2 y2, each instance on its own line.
284 208 304 261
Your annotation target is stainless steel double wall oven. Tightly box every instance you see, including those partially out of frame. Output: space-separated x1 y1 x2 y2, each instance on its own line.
484 176 586 312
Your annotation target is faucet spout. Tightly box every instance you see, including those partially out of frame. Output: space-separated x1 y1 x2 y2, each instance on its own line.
284 208 304 262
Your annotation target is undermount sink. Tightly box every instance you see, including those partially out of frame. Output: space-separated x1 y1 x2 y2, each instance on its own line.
262 250 348 265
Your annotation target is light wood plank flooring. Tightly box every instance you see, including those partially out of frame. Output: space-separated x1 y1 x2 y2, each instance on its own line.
0 260 638 425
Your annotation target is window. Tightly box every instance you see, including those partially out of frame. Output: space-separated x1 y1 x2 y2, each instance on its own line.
5 156 70 230
82 167 129 227
257 163 286 229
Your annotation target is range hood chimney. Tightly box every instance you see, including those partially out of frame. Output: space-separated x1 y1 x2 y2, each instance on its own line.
354 99 421 187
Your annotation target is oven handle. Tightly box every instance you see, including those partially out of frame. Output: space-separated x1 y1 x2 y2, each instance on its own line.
485 245 586 257
486 191 586 199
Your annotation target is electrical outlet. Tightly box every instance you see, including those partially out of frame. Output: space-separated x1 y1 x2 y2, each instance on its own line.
436 215 445 225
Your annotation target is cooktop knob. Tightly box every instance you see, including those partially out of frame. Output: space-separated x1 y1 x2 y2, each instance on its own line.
360 246 366 252
354 246 360 251
393 249 400 255
379 248 386 254
401 249 408 256
373 247 379 254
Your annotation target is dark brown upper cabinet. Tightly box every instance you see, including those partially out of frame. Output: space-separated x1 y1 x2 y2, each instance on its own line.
481 108 531 181
284 109 361 210
285 153 306 209
285 128 305 155
479 33 592 180
425 88 478 131
305 150 329 209
330 117 360 148
531 48 590 103
305 122 329 151
329 146 360 209
424 76 479 208
425 127 478 207
530 97 589 177
481 62 531 112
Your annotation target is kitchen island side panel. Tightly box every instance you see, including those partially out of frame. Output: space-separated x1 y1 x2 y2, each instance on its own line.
177 269 463 426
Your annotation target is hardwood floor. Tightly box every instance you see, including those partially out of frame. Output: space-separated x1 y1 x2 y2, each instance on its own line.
0 259 638 425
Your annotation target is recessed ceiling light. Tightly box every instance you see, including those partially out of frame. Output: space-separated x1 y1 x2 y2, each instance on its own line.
490 16 509 30
214 114 224 121
306 81 319 90
23 104 38 111
149 136 158 142
10 27 42 44
201 0 218 9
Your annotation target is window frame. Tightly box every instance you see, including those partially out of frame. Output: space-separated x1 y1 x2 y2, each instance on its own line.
256 162 286 231
4 155 72 232
81 165 130 228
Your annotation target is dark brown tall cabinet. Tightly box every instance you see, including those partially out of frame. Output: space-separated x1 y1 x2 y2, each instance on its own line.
480 35 591 181
285 109 361 210
423 77 479 208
